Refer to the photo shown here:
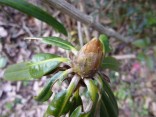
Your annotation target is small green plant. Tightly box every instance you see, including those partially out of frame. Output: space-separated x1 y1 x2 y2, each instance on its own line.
1 0 120 117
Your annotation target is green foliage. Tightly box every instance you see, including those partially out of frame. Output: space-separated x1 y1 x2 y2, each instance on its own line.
0 0 67 35
99 34 111 53
45 75 80 117
100 75 118 112
101 56 120 71
1 0 155 116
84 79 99 116
96 75 118 117
4 102 14 110
4 62 33 81
45 90 72 116
2 0 119 116
29 53 68 78
137 53 154 70
40 37 77 51
4 53 68 81
3 33 119 116
34 71 64 102
70 106 90 117
132 39 150 48
100 101 109 117
70 90 83 115
25 37 77 53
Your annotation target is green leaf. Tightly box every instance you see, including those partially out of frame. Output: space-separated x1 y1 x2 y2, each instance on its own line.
29 54 68 78
100 101 110 117
4 54 68 81
42 37 77 51
84 79 99 116
147 16 156 26
100 76 118 114
34 71 64 102
96 75 118 117
70 106 90 117
137 52 146 61
116 88 126 100
31 53 59 62
101 89 118 117
137 53 154 70
132 39 150 48
145 56 154 70
101 56 120 71
45 90 73 117
70 89 83 115
5 102 14 110
45 75 80 117
25 37 77 52
99 34 111 53
0 0 67 35
4 62 33 81
70 106 82 117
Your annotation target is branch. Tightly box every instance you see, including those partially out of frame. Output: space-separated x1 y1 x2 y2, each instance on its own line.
43 0 135 43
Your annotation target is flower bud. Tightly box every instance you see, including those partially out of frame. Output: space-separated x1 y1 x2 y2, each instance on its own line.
72 38 103 78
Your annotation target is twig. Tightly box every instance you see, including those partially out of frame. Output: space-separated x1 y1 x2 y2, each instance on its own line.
77 2 84 47
77 21 83 47
43 0 134 43
79 0 90 41
1 40 15 64
22 21 34 37
113 54 136 60
103 0 114 12
0 22 20 28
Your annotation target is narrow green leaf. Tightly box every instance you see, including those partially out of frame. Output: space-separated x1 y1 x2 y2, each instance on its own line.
32 53 59 62
45 75 80 117
101 90 118 117
144 56 154 70
101 56 120 71
25 37 77 52
4 62 33 81
137 52 146 61
84 79 99 102
137 53 154 70
96 75 118 117
84 79 99 116
99 34 111 53
97 74 117 107
132 39 150 48
100 101 110 117
45 90 73 116
29 54 68 78
70 106 82 117
101 79 118 114
70 89 83 115
0 0 67 35
70 106 90 117
42 37 77 51
34 71 64 102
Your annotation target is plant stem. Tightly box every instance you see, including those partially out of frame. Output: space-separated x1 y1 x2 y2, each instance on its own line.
44 0 134 43
58 75 80 117
66 75 80 97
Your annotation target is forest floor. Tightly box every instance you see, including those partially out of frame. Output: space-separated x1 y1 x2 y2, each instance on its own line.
0 1 156 117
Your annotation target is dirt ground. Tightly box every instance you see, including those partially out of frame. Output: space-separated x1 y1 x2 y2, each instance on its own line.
0 1 156 117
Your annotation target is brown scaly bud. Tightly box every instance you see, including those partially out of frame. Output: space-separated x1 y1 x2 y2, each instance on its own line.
72 38 104 78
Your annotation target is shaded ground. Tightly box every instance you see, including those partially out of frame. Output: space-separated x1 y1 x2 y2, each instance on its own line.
0 1 156 117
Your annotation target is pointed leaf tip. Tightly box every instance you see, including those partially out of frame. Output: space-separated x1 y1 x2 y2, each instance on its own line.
0 0 67 35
